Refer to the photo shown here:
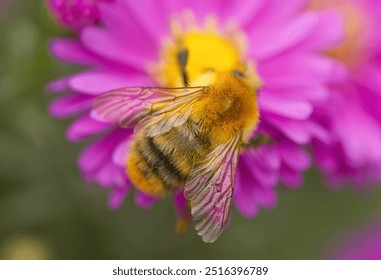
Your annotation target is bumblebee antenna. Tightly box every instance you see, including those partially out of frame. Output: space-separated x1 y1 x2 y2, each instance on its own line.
177 48 189 87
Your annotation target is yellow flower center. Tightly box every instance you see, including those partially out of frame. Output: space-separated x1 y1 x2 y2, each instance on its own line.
310 0 371 69
151 14 260 87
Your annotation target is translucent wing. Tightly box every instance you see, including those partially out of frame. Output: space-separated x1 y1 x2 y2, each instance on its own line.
93 87 206 134
184 133 242 243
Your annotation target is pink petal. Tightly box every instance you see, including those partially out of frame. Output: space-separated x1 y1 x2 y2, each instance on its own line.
254 188 277 209
359 62 381 95
250 145 281 171
279 142 311 170
81 27 152 69
134 191 158 209
66 114 110 142
108 186 131 210
46 77 69 93
235 156 278 218
245 0 308 31
234 149 279 218
313 140 342 175
99 1 157 53
243 150 280 187
281 167 304 188
220 0 266 27
49 38 101 65
234 167 259 218
336 106 381 166
263 76 323 89
296 9 345 52
260 0 309 23
68 71 152 95
304 121 331 144
265 86 329 103
264 114 311 144
112 139 130 167
49 93 93 118
122 0 170 43
186 0 223 22
95 163 121 187
259 53 347 84
78 129 128 174
259 93 312 120
249 12 319 61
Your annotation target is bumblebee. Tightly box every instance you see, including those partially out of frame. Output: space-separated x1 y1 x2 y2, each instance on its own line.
94 49 262 243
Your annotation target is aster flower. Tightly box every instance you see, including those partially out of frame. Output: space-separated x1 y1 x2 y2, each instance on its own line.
47 0 113 30
48 0 344 238
310 0 381 187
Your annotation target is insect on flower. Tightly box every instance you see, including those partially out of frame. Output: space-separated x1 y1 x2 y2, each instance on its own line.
93 48 265 243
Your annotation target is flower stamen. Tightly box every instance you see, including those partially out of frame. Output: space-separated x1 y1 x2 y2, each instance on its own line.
152 12 258 88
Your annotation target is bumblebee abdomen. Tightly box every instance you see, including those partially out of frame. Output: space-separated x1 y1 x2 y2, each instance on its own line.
127 121 210 196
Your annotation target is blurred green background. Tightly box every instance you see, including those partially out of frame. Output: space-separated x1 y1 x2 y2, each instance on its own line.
1 1 381 260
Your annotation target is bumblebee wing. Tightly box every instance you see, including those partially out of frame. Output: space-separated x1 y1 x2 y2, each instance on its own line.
93 87 206 130
184 133 242 243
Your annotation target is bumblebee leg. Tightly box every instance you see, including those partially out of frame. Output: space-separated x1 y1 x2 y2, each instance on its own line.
243 133 274 148
175 200 191 236
177 48 189 87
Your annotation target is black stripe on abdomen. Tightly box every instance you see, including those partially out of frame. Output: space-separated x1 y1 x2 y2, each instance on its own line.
147 137 186 181
136 137 185 191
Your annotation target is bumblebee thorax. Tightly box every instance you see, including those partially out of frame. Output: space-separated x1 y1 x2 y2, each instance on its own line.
202 72 260 131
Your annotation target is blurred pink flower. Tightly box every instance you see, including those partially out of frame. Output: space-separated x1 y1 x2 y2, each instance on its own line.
47 0 113 30
0 0 13 21
331 220 381 260
311 0 381 188
47 0 344 222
